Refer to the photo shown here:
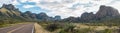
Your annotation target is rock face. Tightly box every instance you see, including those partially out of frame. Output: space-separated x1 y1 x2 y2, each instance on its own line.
36 12 48 20
80 5 120 22
2 4 16 10
30 13 37 19
95 5 119 19
22 11 34 20
80 12 95 21
0 4 21 17
62 16 77 22
54 15 61 21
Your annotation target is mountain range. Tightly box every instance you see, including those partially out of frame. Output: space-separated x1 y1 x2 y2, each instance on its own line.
62 5 120 22
0 4 120 22
0 4 61 22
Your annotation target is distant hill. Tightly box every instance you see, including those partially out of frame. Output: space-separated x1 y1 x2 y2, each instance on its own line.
0 4 120 22
0 4 61 22
62 5 120 22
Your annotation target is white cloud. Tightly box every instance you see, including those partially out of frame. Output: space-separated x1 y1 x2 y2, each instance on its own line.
0 0 12 7
0 0 12 5
91 0 113 5
23 5 35 8
34 0 95 18
19 0 28 3
11 0 20 5
28 0 120 18
29 0 41 3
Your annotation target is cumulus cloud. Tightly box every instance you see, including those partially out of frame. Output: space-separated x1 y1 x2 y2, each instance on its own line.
11 0 20 5
35 0 120 18
18 0 28 3
0 0 12 7
34 0 99 18
23 5 35 8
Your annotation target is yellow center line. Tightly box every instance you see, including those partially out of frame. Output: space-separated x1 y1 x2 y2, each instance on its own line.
7 25 27 33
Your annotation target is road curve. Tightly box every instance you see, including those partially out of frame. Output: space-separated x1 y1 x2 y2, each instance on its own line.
0 23 34 33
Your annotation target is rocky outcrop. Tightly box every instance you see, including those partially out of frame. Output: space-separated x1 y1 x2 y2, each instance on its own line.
80 12 95 21
30 13 37 19
62 16 78 22
2 4 16 11
95 5 119 19
22 11 33 19
54 15 61 21
79 5 120 22
36 12 48 20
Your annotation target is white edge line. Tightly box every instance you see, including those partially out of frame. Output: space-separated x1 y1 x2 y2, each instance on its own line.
32 24 34 33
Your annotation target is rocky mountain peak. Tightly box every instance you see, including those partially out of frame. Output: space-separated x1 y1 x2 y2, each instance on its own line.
80 12 94 21
0 4 62 22
24 11 32 14
54 15 61 20
79 5 120 22
96 5 119 18
36 12 49 20
38 12 47 16
2 4 16 11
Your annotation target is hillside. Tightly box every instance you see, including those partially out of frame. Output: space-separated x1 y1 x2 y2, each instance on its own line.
0 4 61 22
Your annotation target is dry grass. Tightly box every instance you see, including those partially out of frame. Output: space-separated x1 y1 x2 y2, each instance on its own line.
74 23 119 31
34 23 51 33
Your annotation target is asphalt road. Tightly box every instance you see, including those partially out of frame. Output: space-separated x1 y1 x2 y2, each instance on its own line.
0 23 34 33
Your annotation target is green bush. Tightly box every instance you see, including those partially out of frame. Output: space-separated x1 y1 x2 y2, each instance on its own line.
45 23 61 32
59 25 75 33
59 25 82 33
101 29 113 33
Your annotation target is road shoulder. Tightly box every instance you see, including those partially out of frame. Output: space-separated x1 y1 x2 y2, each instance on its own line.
34 23 51 33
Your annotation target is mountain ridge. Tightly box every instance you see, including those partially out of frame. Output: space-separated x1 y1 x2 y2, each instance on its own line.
0 4 61 22
0 4 120 22
63 5 120 22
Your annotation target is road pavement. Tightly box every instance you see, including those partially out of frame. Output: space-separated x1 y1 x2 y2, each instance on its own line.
0 23 34 33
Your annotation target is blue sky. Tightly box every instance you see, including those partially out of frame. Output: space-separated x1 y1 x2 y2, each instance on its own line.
0 0 120 18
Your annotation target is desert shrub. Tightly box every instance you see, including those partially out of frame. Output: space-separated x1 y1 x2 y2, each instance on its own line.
79 28 93 33
0 20 5 25
102 29 113 33
58 24 92 33
45 23 61 32
59 27 93 33
59 25 77 33
64 25 75 32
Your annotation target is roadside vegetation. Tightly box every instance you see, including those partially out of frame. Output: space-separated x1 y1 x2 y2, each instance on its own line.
0 17 27 28
37 22 120 33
